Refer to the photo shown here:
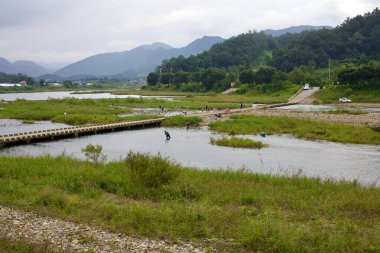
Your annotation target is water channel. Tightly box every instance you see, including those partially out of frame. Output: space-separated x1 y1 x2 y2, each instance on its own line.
1 120 379 187
0 91 183 101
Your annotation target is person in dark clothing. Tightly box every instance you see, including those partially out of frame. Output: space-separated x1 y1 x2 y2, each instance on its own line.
164 130 171 140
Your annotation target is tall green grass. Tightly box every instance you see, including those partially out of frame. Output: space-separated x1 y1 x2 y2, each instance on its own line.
0 154 379 252
0 97 238 126
162 115 203 127
0 98 164 125
210 136 267 149
210 114 380 145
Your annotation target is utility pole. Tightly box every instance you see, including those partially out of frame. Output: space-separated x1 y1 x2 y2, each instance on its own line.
328 59 331 84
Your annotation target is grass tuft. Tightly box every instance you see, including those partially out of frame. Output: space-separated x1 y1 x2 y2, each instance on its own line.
210 136 267 149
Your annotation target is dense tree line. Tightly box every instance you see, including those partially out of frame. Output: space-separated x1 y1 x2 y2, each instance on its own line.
158 32 276 73
0 72 35 85
271 8 380 71
338 62 380 88
147 8 380 91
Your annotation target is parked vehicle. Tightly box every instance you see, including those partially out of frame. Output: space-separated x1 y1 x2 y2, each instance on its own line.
303 84 310 90
339 97 352 103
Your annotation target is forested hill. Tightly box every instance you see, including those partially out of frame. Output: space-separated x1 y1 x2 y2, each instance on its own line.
156 8 380 73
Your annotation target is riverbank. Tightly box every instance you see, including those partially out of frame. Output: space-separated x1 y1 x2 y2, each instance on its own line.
197 107 380 129
0 206 204 253
0 154 379 252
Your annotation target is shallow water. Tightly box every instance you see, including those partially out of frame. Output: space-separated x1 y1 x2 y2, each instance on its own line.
0 119 71 135
1 124 379 186
0 91 182 101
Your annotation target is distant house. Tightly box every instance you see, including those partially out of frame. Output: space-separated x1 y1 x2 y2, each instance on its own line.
19 81 27 86
45 79 61 86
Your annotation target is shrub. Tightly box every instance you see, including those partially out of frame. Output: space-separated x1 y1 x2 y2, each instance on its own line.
81 144 107 164
125 152 181 188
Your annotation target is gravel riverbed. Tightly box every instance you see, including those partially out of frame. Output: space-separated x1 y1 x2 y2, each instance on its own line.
0 205 206 253
198 108 380 128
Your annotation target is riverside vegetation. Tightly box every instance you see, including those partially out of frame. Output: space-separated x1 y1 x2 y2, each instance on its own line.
0 97 236 125
210 114 380 145
0 153 379 252
210 136 267 149
315 85 380 104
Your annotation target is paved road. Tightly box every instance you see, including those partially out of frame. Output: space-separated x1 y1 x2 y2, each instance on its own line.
288 87 320 104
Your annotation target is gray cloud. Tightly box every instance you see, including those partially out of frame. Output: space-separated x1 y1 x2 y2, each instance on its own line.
0 0 378 67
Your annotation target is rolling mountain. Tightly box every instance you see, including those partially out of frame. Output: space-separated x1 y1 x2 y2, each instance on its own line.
0 57 48 77
263 25 333 37
55 36 225 79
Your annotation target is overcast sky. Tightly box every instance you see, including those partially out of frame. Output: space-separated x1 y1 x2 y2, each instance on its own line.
0 0 378 68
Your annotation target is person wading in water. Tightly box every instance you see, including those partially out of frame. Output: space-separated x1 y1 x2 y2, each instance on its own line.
164 130 171 140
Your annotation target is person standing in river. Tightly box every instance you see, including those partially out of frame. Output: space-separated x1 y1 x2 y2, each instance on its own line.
164 130 171 140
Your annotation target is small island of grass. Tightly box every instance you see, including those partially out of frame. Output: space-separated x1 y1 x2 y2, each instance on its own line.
210 136 267 149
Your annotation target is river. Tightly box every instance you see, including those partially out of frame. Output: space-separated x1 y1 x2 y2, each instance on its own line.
0 91 183 101
1 121 379 187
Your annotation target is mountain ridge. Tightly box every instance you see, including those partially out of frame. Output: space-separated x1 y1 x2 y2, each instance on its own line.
0 58 48 77
54 36 225 79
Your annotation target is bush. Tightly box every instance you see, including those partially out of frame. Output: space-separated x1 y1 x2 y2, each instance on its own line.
125 152 181 188
81 144 107 163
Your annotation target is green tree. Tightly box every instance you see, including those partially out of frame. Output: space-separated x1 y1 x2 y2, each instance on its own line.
159 73 172 85
239 69 255 84
253 67 276 84
172 72 192 87
147 72 159 86
200 68 226 90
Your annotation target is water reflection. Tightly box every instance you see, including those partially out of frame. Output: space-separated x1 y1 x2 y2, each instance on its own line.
1 126 379 186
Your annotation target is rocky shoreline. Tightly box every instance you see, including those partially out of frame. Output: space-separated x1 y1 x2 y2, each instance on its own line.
0 205 206 253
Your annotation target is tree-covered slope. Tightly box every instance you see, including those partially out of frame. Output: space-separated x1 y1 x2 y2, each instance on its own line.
156 8 380 73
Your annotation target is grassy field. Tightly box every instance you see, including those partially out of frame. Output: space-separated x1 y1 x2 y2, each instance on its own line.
0 98 132 125
210 136 267 149
210 114 380 145
0 154 379 252
315 85 380 104
0 97 239 125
